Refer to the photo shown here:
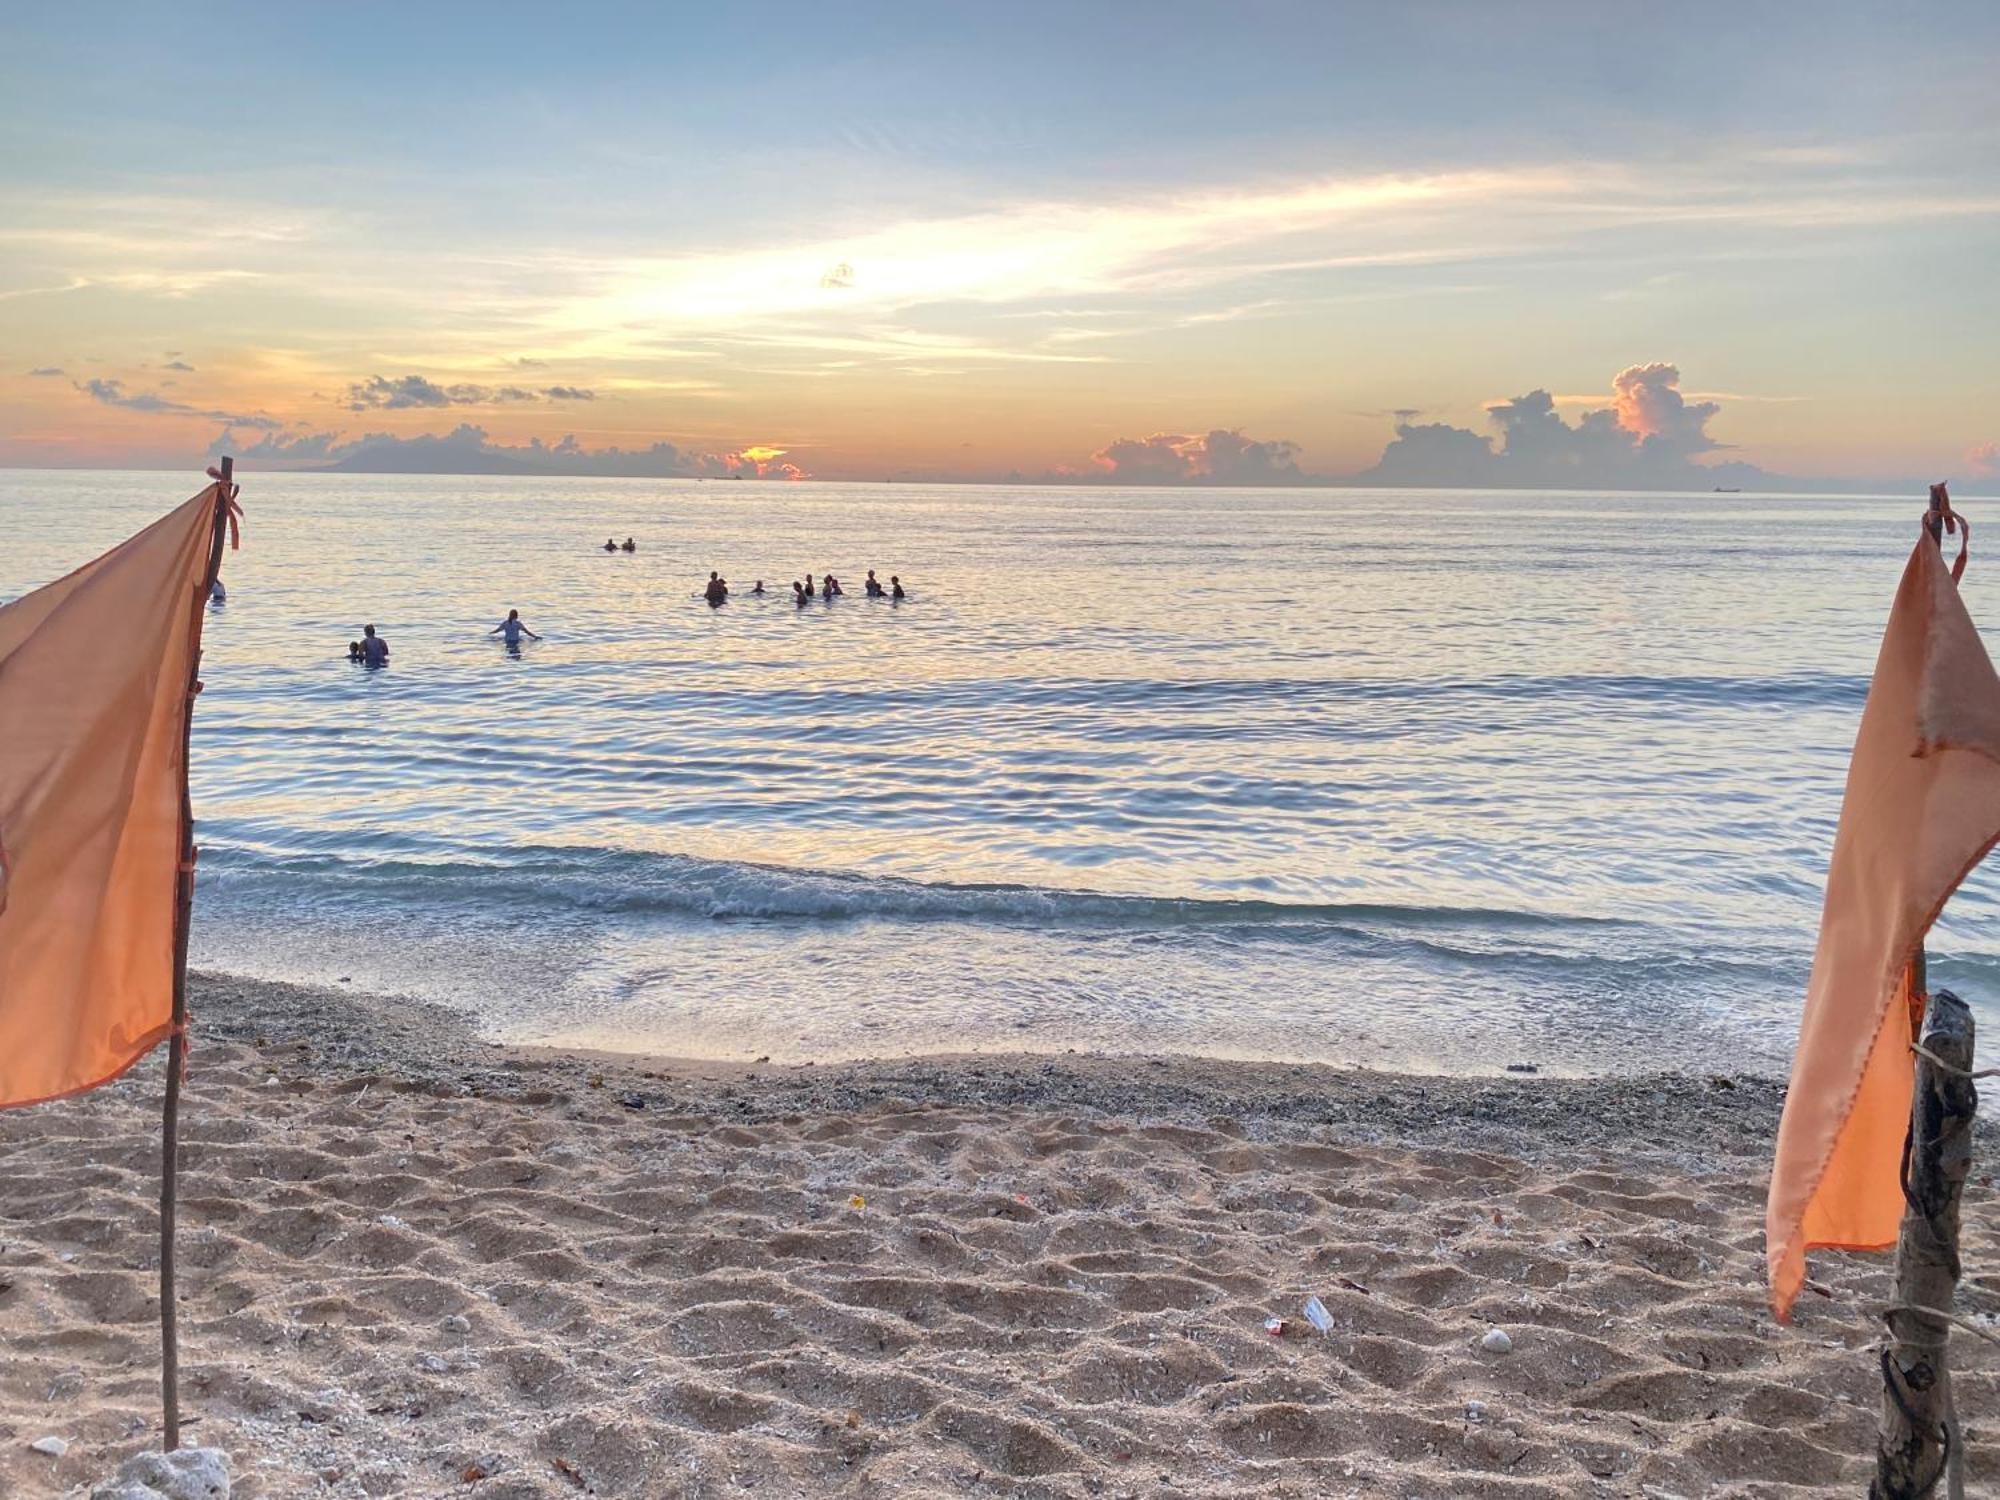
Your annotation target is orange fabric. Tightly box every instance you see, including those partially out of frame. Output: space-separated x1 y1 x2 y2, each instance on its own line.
1767 531 2000 1319
0 484 225 1109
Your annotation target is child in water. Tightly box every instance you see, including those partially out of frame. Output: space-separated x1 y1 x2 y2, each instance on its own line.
490 609 541 646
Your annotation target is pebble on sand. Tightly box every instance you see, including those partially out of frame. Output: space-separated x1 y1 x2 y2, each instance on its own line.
30 1436 70 1457
1480 1327 1514 1354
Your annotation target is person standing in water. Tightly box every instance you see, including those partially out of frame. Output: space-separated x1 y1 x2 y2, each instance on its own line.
603 539 618 551
621 537 637 552
891 575 906 600
490 609 541 646
803 573 816 599
359 623 390 667
792 580 809 605
704 571 729 606
864 570 882 597
823 573 843 598
752 580 766 595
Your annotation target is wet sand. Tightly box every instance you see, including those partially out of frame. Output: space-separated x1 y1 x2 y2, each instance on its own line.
2 973 1995 1497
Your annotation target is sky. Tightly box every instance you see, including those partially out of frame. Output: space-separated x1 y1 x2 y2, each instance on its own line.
2 1 1998 487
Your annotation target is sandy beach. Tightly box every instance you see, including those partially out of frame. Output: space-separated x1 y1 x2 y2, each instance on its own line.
2 974 1995 1499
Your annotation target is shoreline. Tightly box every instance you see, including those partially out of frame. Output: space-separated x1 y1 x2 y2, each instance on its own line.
2 973 1994 1498
188 971 1791 1164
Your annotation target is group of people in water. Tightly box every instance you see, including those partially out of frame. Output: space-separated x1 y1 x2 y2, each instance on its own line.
344 544 911 664
701 569 906 607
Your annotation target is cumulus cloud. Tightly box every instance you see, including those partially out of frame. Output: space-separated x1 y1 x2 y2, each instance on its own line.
78 377 284 429
208 422 806 480
1084 428 1305 485
1361 362 1753 489
343 374 597 411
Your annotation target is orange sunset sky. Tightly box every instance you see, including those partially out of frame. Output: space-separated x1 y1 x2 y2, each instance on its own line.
2 3 1997 488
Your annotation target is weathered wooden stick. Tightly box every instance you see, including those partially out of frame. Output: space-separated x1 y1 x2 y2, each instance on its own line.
1874 983 1975 1499
160 455 233 1451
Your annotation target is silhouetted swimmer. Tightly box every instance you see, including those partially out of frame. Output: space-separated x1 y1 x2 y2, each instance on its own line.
603 539 618 552
804 573 816 599
891 575 906 600
823 574 843 598
347 640 365 662
752 580 765 595
864 570 882 597
705 571 729 606
359 624 389 667
621 537 637 552
209 578 227 605
490 608 541 646
792 580 808 605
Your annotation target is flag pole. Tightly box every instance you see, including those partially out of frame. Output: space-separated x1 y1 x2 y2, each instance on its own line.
160 454 234 1451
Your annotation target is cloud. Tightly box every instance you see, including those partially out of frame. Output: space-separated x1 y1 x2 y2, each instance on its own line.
722 446 807 480
209 422 806 480
1076 428 1306 486
1970 442 1999 477
343 374 599 411
162 359 195 372
1360 362 1756 489
819 262 855 290
77 377 285 429
27 366 63 377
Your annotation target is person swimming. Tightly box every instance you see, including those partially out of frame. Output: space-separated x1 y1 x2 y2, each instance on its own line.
347 640 365 662
621 537 637 552
490 608 541 646
864 570 882 597
891 575 906 600
752 580 765 595
792 580 808 605
359 623 389 667
704 571 728 606
603 539 618 552
823 574 843 598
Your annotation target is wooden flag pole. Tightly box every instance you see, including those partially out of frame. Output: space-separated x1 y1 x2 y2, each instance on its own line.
1872 489 1978 1497
160 454 234 1451
1875 981 1975 1499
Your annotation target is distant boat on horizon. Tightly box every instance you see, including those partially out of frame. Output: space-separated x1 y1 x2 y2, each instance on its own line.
1713 486 1741 493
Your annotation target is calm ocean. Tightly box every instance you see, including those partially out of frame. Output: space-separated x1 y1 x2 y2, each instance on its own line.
6 469 1995 1074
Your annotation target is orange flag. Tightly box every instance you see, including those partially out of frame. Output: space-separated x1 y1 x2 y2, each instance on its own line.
1768 531 2000 1320
0 484 230 1109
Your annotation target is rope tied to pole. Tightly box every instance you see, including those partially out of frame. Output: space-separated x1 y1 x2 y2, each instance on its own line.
1910 1042 2000 1080
1879 1301 2000 1351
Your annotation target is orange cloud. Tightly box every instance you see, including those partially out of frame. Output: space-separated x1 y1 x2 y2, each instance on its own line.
725 446 807 479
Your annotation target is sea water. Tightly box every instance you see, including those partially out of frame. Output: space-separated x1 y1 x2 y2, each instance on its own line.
5 469 1995 1075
